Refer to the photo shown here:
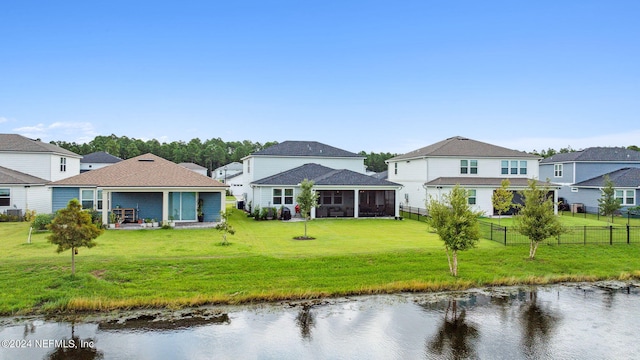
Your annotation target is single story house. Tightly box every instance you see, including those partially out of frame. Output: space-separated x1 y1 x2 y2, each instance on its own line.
48 153 228 226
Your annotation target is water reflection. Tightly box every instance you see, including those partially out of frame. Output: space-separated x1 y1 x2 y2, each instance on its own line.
45 324 104 360
426 299 479 360
295 305 315 341
1 284 639 359
519 291 559 358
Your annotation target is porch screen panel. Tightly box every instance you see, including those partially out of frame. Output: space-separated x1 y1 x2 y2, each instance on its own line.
181 192 196 220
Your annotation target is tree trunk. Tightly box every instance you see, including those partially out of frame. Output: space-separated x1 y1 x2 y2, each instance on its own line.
452 250 458 277
71 247 76 275
445 247 453 276
529 241 539 259
304 218 308 238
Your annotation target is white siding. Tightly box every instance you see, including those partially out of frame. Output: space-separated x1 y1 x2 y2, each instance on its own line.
0 153 52 180
0 185 51 215
49 155 81 181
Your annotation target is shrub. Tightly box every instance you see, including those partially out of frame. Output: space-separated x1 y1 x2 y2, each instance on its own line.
33 213 54 230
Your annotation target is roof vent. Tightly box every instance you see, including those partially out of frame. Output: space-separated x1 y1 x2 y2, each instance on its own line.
138 158 155 162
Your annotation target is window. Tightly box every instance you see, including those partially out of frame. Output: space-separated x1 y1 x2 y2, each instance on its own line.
460 160 478 174
520 161 527 175
0 188 10 206
501 161 509 175
247 159 251 174
615 189 635 205
273 188 294 205
81 189 95 209
394 163 398 175
60 157 67 172
467 189 477 205
554 164 563 177
97 190 103 210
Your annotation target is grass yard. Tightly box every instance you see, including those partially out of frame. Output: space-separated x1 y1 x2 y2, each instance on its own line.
1 210 639 315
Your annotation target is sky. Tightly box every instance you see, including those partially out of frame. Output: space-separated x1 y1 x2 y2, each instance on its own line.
1 1 639 155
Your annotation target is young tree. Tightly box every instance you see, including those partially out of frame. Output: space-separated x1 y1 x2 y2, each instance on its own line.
492 179 513 225
597 175 620 225
48 199 104 275
215 210 235 245
514 180 564 260
296 179 319 239
426 185 483 277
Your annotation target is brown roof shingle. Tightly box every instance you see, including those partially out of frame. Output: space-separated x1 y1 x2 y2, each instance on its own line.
390 136 539 161
50 153 227 188
0 134 81 157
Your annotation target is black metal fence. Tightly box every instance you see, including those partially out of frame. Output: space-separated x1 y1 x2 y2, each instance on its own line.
400 204 640 246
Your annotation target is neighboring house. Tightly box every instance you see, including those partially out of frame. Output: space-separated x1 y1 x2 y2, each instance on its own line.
80 151 122 172
0 134 81 182
48 153 228 226
0 166 50 215
224 171 245 198
243 141 402 218
540 147 640 210
179 162 208 177
569 168 640 212
213 162 243 182
386 136 550 216
0 133 82 215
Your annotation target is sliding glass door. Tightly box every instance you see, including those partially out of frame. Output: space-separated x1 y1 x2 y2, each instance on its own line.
168 192 197 221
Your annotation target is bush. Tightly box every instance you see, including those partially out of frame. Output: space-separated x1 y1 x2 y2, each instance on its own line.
0 213 21 222
33 213 54 230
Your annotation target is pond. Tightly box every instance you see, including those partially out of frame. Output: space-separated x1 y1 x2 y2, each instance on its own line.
1 282 639 359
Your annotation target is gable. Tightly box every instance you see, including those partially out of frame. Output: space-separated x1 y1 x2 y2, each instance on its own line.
389 136 538 161
251 141 363 158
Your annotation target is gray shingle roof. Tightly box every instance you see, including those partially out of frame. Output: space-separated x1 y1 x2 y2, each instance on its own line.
573 168 640 188
0 134 81 157
80 151 122 164
252 163 400 187
389 136 539 161
540 147 640 163
425 177 556 187
0 166 48 185
179 162 207 171
251 141 363 158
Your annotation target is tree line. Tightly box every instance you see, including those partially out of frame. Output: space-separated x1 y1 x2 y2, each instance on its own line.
51 135 397 173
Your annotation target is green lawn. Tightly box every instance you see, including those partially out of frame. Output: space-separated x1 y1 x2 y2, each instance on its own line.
1 211 639 315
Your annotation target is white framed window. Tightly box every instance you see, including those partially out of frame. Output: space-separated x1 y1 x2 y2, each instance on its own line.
97 190 103 210
460 160 478 174
60 157 67 172
247 159 251 174
615 189 635 205
502 160 528 175
394 163 398 175
273 188 294 205
321 190 343 205
0 188 10 206
81 189 95 209
554 164 563 177
467 189 477 205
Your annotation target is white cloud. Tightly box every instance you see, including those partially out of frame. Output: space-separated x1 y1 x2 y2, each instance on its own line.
13 121 98 143
0 117 7 124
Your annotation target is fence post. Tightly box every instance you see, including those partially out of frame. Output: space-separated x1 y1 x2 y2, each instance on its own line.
490 224 493 241
610 225 613 245
584 226 586 246
628 225 630 245
504 226 507 246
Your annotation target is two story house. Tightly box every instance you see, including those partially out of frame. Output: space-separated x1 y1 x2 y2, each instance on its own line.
242 141 402 218
539 147 640 212
0 134 81 214
386 136 550 216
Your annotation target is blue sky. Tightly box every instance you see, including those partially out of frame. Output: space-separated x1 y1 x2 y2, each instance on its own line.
1 1 639 154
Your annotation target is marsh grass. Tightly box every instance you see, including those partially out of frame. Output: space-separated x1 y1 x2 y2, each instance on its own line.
1 211 639 315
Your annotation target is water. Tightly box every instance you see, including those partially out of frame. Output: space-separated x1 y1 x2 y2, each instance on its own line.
1 283 639 359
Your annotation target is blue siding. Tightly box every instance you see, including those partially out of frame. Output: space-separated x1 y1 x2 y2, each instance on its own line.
540 163 574 184
112 192 163 221
200 192 222 222
52 187 80 212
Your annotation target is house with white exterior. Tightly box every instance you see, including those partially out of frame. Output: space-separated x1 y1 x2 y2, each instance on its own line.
539 147 640 212
224 171 245 198
243 141 402 218
179 162 208 177
213 162 243 182
80 151 122 172
0 134 82 214
386 136 551 216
